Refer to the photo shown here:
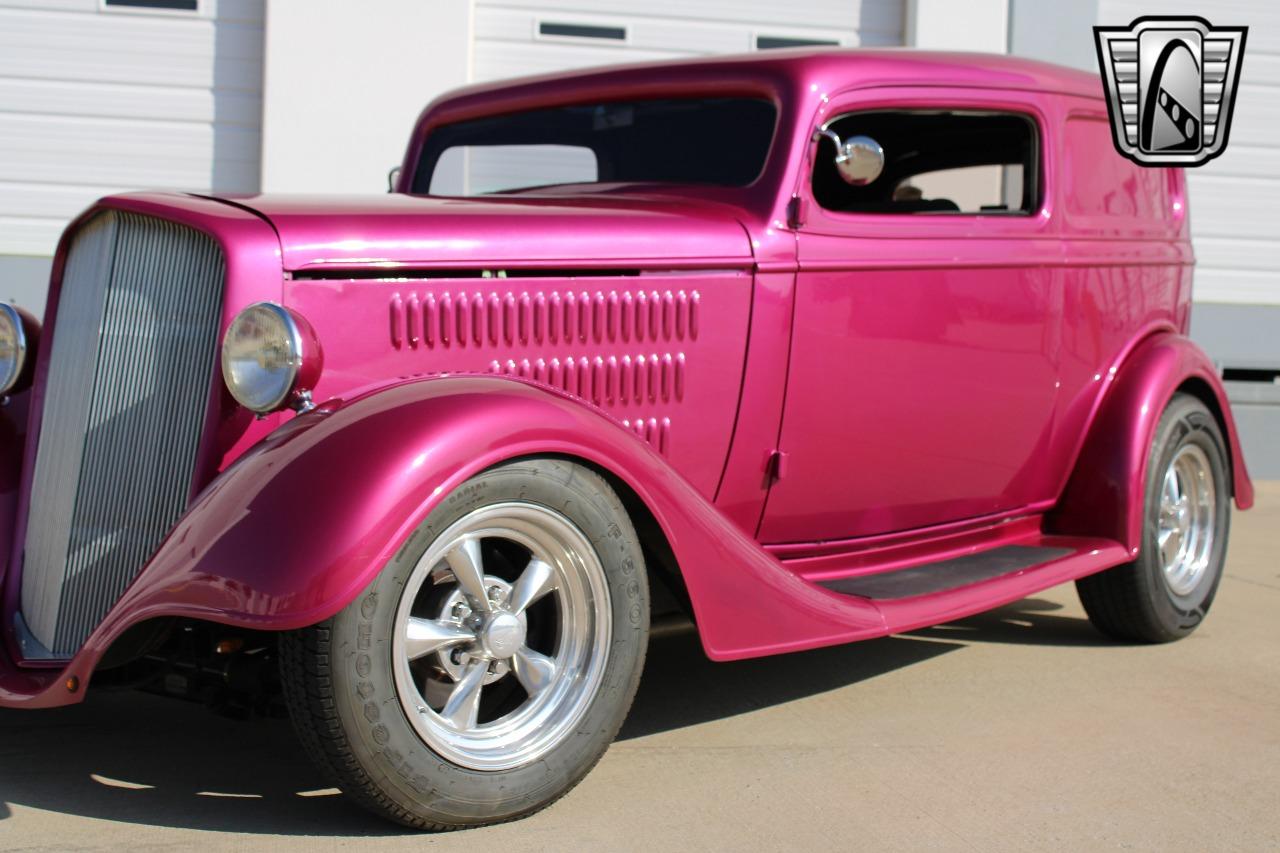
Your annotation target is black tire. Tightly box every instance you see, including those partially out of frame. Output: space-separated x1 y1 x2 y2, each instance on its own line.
1076 393 1231 642
280 458 649 829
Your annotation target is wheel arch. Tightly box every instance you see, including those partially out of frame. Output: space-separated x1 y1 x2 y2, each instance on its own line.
1048 332 1253 554
552 455 693 622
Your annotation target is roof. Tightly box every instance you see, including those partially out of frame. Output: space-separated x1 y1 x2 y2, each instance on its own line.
433 48 1105 110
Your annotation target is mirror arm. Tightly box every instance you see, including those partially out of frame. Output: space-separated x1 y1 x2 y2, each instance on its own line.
813 128 843 149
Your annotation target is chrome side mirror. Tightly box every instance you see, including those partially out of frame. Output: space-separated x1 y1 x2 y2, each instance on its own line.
815 129 884 186
387 165 402 193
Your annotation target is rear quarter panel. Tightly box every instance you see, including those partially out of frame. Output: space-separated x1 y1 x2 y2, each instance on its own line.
1051 100 1193 499
1047 100 1251 546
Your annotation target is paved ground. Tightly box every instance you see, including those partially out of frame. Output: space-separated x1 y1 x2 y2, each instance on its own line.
2 483 1278 851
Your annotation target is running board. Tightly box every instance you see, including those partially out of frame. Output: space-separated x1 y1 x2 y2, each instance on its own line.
819 545 1075 599
808 535 1130 636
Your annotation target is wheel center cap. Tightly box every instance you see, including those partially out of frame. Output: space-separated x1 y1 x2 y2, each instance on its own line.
481 612 525 659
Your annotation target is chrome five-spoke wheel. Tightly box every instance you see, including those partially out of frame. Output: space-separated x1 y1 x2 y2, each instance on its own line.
1157 444 1216 596
392 502 611 771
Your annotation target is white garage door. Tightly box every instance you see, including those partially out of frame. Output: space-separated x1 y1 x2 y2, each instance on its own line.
0 0 264 259
1099 0 1280 308
474 1 904 84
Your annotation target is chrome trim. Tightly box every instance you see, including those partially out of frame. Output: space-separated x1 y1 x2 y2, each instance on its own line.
813 127 843 149
20 211 225 657
220 301 312 414
0 303 27 395
291 388 317 415
814 127 885 186
1158 443 1217 596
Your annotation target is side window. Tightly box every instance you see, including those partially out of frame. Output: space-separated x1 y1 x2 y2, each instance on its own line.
812 110 1039 215
1063 117 1169 221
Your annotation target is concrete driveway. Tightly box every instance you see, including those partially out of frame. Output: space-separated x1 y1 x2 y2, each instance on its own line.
3 483 1277 851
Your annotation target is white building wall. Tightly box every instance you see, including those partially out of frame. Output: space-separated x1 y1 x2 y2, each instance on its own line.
1008 0 1097 71
0 0 264 315
259 0 473 194
473 0 902 84
906 0 1007 53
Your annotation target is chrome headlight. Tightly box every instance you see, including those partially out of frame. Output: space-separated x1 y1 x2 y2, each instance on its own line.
221 303 321 414
0 303 34 395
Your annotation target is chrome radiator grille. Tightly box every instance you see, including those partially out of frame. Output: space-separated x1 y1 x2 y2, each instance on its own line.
20 211 225 657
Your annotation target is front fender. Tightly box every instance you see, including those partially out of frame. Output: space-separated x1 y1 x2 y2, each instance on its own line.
1049 332 1253 555
27 376 883 705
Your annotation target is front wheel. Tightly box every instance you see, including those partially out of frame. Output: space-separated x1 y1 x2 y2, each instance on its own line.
280 458 649 829
1076 393 1231 642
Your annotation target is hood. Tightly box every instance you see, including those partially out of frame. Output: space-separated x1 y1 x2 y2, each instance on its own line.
209 192 756 272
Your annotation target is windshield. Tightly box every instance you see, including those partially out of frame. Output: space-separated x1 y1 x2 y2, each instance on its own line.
412 97 777 196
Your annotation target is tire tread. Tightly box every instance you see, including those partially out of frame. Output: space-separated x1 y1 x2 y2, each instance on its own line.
280 625 457 829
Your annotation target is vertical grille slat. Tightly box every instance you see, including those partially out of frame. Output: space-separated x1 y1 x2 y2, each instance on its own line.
20 212 225 657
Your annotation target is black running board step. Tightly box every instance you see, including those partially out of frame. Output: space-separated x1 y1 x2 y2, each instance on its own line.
818 545 1074 600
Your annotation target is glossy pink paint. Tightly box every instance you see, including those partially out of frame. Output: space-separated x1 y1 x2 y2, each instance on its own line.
247 193 755 272
285 267 752 498
0 50 1253 707
1050 331 1254 551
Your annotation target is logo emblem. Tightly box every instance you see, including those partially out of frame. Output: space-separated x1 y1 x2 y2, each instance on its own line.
1094 16 1247 166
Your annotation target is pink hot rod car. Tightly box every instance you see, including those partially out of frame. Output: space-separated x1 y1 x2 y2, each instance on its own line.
0 49 1253 828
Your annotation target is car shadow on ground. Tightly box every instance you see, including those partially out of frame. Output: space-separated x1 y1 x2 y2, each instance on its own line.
0 688 399 837
905 595 1118 648
619 631 959 741
619 596 1110 740
0 596 1099 836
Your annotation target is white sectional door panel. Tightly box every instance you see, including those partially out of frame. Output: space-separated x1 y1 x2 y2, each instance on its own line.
0 0 264 257
474 1 904 84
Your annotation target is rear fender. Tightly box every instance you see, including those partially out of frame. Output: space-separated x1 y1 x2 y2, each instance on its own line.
1049 333 1253 554
87 376 884 666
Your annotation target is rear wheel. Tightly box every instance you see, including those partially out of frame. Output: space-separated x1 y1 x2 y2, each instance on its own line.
280 458 648 829
1076 393 1231 642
